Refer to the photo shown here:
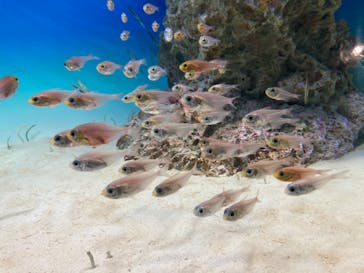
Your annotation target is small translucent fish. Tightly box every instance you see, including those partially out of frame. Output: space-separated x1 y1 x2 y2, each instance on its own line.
285 171 347 196
181 92 236 111
122 84 148 103
171 84 196 93
241 158 292 178
164 27 173 42
265 87 301 102
143 3 159 15
120 30 130 41
197 110 230 125
151 122 201 138
208 83 239 95
96 61 121 75
153 171 193 197
266 134 309 150
123 59 146 78
223 194 259 221
106 0 114 11
0 76 18 100
202 141 265 160
151 21 160 32
199 35 220 47
194 187 249 217
184 72 200 81
197 22 214 34
119 158 166 175
274 166 328 182
179 59 227 74
141 112 182 129
174 30 187 42
71 150 128 171
242 108 298 130
28 89 73 107
64 91 122 110
147 65 166 81
121 12 128 23
138 101 179 115
51 130 79 148
67 122 132 147
102 169 163 199
64 54 99 71
132 90 179 106
72 80 89 93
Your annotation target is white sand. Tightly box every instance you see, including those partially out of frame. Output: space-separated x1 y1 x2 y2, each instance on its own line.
0 139 363 273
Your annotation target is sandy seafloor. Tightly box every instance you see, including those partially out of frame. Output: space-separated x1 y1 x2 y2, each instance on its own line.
0 138 363 273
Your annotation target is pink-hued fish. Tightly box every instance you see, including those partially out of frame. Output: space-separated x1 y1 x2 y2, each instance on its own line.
141 112 183 129
71 150 129 171
208 83 239 95
202 140 265 160
223 194 260 221
153 170 195 197
64 54 99 71
143 3 159 15
0 75 18 100
122 84 148 103
132 90 180 106
96 61 121 75
102 169 163 198
67 122 134 146
28 89 73 107
151 122 201 138
241 158 293 178
64 91 122 109
285 171 347 195
51 130 80 148
119 158 166 174
123 59 146 78
194 187 249 217
171 84 196 93
180 92 236 112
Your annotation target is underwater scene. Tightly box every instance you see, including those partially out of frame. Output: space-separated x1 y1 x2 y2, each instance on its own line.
0 0 364 272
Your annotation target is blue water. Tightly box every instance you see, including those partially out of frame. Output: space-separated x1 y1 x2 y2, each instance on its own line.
0 0 167 143
0 0 363 144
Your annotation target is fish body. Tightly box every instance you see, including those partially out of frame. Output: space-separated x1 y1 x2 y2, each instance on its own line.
194 187 249 217
223 195 259 221
119 158 166 175
141 112 182 129
202 141 265 160
96 61 121 75
64 55 99 71
152 21 160 32
164 27 173 42
51 130 79 148
151 122 201 138
285 171 346 195
241 158 292 178
71 150 127 171
184 72 200 81
68 122 130 146
199 35 220 47
132 90 178 106
197 22 214 34
28 89 72 107
274 166 328 182
64 92 121 109
171 84 196 93
181 92 235 111
123 59 146 78
122 84 148 103
266 134 309 150
103 169 162 199
265 87 301 102
208 83 239 95
121 12 128 23
0 76 18 99
179 59 227 74
197 110 230 125
120 31 130 41
106 0 114 11
143 3 159 15
153 171 192 197
147 65 166 81
174 30 187 42
242 108 298 130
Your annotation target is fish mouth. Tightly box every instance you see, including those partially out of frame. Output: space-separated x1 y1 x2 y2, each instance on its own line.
27 98 35 105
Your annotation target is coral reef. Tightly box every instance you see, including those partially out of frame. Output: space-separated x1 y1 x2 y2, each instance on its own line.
119 0 364 176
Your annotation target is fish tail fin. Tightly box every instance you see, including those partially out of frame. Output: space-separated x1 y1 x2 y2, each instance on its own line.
88 54 100 60
190 161 204 176
210 59 228 74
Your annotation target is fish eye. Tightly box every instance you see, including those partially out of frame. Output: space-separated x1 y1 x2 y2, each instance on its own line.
246 115 255 122
123 96 129 100
69 98 75 104
270 88 276 93
122 166 128 172
70 130 76 137
183 63 188 68
287 184 296 192
246 168 253 175
272 137 279 144
32 96 39 102
278 171 285 177
229 211 235 217
145 121 150 125
207 148 213 154
197 207 204 215
54 135 61 142
185 96 192 102
151 67 156 72
128 67 134 72
203 116 210 122
211 87 216 91
201 37 208 44
100 64 105 69
106 187 114 195
14 77 18 81
136 94 142 100
155 187 163 194
72 160 80 167
64 62 67 66
153 128 160 134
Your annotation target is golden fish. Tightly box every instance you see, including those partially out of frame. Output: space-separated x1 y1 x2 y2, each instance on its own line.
151 21 160 32
174 30 187 42
197 22 214 34
265 87 301 102
121 12 128 23
266 134 309 150
179 59 227 74
64 54 99 71
274 166 328 182
106 0 114 11
194 187 249 217
0 75 18 100
223 194 260 221
28 89 72 107
122 84 148 103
